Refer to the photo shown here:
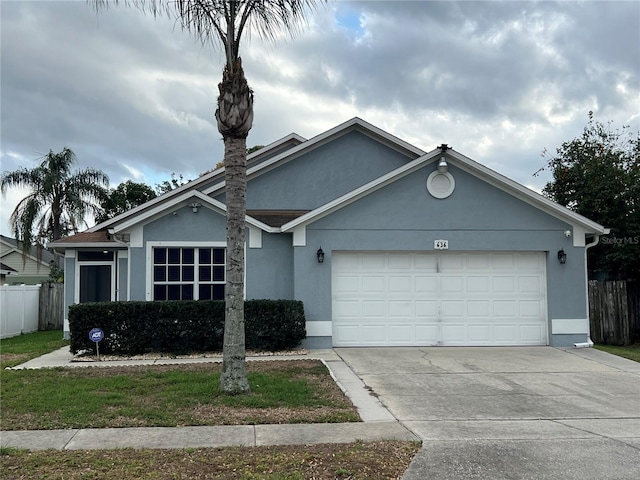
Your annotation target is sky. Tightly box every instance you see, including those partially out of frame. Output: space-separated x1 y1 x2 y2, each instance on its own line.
1 0 639 237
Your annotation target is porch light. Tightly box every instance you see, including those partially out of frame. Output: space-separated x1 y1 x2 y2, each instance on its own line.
190 202 201 213
437 157 448 173
316 247 325 264
557 249 567 264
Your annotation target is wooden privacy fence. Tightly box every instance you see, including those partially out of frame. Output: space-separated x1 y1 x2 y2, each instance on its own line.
589 280 640 346
39 283 64 331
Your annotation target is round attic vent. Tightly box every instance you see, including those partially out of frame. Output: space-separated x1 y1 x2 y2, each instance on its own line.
426 170 455 199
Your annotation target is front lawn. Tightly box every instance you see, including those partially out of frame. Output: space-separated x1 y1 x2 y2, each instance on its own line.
594 344 640 363
1 441 421 480
0 330 68 369
1 361 360 430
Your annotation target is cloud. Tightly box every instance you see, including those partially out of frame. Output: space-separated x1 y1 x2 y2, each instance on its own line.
1 0 638 237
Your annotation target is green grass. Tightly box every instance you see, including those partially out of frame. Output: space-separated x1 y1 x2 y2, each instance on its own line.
594 344 640 363
0 330 68 369
0 361 360 430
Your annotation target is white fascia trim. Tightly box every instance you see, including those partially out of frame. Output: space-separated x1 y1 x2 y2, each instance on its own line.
281 150 441 232
202 117 425 196
248 133 307 162
88 170 226 233
446 150 608 235
112 190 276 234
53 242 119 249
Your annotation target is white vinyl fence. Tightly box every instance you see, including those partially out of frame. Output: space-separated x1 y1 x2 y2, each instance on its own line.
0 285 41 339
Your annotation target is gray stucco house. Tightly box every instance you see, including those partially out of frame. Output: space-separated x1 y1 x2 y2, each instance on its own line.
51 118 608 348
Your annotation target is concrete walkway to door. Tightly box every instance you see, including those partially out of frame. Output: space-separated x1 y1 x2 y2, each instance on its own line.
335 346 640 480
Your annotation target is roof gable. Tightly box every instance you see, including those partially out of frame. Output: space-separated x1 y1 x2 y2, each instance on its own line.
203 117 425 196
280 148 608 236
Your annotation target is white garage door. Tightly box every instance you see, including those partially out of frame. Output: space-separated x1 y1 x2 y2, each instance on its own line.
332 252 548 346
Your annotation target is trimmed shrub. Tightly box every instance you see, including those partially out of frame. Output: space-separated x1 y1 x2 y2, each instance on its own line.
69 300 305 355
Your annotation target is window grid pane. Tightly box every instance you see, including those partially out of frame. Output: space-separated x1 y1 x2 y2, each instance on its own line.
153 246 225 301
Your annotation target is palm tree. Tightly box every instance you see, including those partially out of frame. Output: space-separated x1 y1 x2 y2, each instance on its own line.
1 147 109 258
94 1 319 393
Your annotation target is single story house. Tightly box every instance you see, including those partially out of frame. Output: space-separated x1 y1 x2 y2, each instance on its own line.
0 234 58 285
50 118 608 348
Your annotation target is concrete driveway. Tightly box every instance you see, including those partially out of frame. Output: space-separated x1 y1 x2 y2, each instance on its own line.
336 347 640 480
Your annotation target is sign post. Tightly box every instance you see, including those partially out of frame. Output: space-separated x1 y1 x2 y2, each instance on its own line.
89 328 104 361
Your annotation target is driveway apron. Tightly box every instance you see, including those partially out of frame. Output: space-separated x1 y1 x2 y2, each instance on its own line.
336 346 640 480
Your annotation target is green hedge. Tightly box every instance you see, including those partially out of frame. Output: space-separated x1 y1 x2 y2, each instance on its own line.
69 300 306 355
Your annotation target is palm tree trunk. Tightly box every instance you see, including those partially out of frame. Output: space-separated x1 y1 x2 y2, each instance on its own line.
218 59 252 394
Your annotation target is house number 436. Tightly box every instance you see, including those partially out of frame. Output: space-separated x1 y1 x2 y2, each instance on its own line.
434 239 449 250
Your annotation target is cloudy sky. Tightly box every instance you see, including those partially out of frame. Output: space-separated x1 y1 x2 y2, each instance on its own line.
1 0 639 237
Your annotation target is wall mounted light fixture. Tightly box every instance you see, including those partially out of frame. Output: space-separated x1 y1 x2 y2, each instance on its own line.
316 247 325 264
190 202 202 213
557 249 567 264
564 229 572 238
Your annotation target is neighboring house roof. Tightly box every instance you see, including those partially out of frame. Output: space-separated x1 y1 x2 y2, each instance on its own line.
0 262 17 274
0 234 58 266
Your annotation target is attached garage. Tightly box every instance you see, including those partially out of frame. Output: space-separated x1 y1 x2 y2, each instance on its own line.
332 251 548 347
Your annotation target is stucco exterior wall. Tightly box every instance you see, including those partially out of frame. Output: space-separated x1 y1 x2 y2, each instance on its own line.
245 131 413 210
295 164 587 348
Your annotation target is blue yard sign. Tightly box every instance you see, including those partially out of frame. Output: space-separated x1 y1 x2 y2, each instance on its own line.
89 328 104 360
89 328 104 343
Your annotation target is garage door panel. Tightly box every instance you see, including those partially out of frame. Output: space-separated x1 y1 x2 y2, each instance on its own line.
361 324 387 343
389 275 412 292
467 276 490 292
362 275 385 292
494 276 516 292
494 324 518 342
519 300 543 317
389 300 412 317
361 254 385 269
520 324 545 343
332 252 547 347
415 325 439 344
388 254 412 269
442 324 466 343
362 300 386 317
334 300 361 317
333 324 360 345
519 276 543 293
415 276 438 292
334 275 360 292
415 300 438 316
441 276 464 293
468 300 491 317
442 300 464 316
389 324 414 343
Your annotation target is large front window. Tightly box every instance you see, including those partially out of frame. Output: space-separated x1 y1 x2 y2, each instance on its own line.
152 247 225 301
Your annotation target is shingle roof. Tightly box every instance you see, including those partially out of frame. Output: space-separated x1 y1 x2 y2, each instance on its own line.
49 230 116 244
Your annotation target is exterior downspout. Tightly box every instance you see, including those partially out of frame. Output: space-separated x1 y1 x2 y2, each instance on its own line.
574 232 605 348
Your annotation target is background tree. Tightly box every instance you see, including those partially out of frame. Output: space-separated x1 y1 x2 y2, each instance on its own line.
539 112 640 279
1 147 109 258
94 0 319 393
155 172 188 195
96 180 157 223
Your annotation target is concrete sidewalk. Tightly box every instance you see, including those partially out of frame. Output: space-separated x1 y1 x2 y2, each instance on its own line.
1 347 418 451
